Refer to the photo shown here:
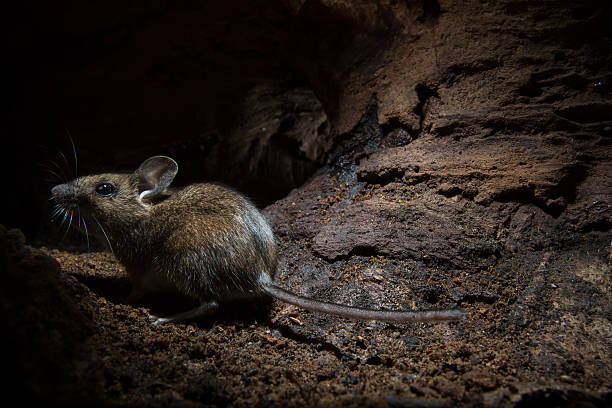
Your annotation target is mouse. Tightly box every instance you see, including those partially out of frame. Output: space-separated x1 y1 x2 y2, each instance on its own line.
50 155 467 326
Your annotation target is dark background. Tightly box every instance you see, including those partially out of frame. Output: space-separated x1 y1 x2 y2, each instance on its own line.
5 0 378 238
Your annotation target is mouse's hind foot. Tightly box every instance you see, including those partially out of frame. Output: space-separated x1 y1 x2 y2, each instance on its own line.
148 300 219 326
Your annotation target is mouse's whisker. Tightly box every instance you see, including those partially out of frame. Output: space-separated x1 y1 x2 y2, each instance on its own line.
77 206 85 231
56 148 71 178
49 204 61 218
60 208 69 226
42 170 61 185
51 150 72 183
67 209 74 231
59 209 72 242
40 161 68 184
81 214 91 252
93 215 113 254
50 209 62 222
51 158 69 182
77 205 84 236
65 128 78 177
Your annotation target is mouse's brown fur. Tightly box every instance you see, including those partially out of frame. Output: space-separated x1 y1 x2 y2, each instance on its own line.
138 183 277 303
51 156 466 326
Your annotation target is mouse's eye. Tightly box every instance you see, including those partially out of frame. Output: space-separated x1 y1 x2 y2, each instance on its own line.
95 183 115 197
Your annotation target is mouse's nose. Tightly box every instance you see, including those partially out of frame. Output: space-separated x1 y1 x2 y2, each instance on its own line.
51 185 61 200
51 184 71 202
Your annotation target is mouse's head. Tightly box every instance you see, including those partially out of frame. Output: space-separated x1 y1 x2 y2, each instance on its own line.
51 156 178 230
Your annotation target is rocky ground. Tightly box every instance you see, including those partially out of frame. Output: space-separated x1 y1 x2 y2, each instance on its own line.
3 0 612 406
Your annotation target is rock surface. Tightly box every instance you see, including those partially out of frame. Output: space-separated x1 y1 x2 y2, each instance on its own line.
3 0 612 406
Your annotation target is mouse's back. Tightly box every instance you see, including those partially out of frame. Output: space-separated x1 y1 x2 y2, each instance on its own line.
148 182 278 302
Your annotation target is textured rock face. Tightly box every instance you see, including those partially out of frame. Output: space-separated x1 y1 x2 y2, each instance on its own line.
203 83 330 201
3 0 612 406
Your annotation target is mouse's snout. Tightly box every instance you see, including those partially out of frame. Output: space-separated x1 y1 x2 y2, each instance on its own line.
51 183 76 205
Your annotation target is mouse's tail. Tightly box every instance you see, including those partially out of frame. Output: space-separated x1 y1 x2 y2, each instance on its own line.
261 283 467 322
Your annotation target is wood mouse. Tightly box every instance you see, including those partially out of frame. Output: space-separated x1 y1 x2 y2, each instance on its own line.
51 156 466 326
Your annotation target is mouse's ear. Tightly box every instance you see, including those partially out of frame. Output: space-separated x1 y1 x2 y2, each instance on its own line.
134 156 178 201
